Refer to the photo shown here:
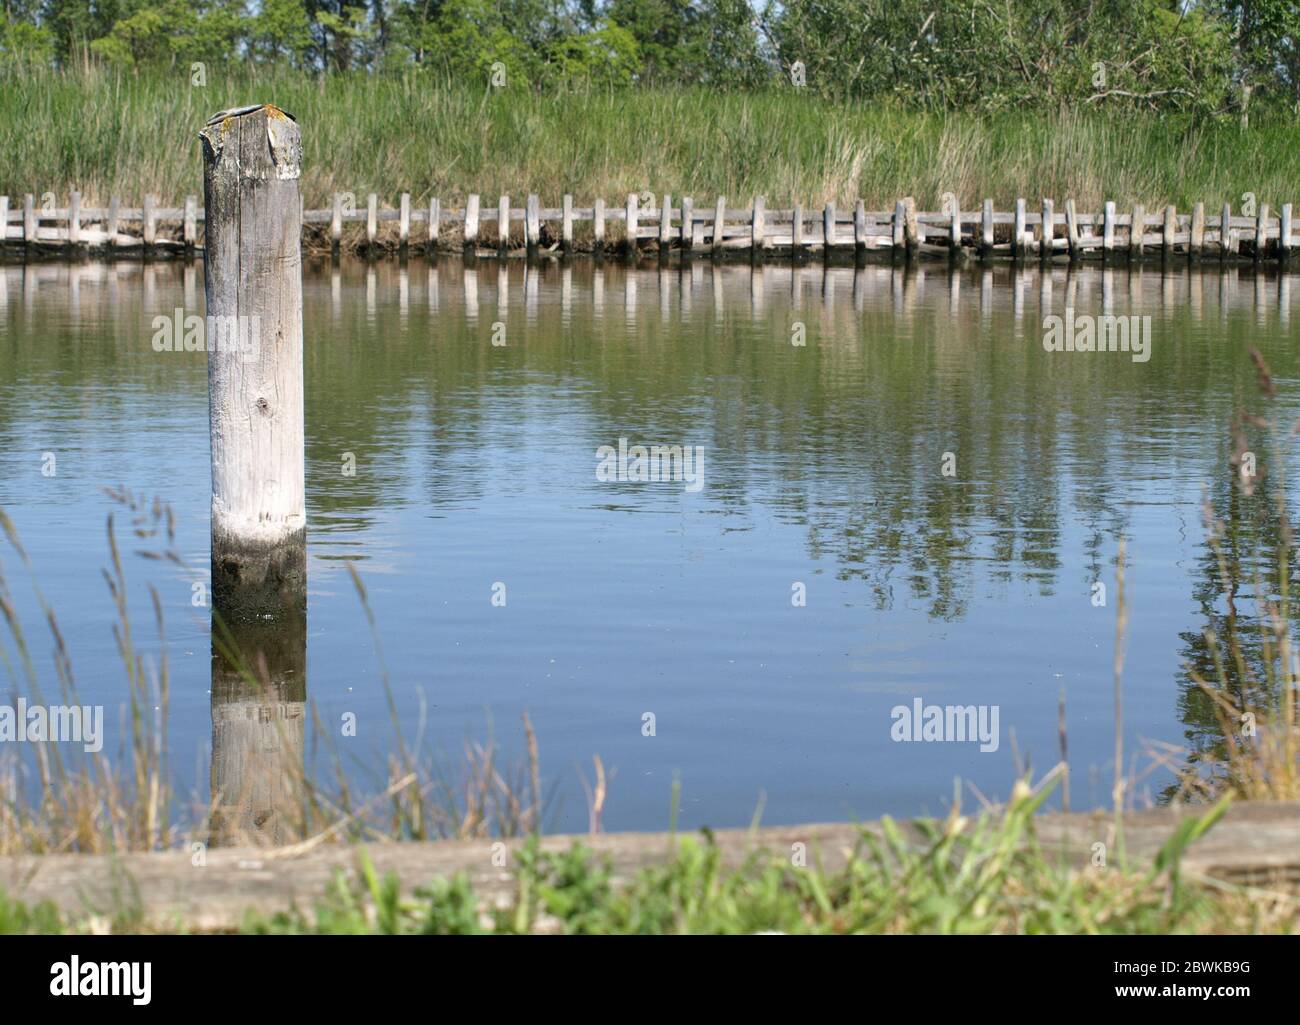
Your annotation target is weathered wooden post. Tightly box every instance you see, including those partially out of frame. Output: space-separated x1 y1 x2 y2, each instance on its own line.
106 196 120 251
1102 200 1116 256
1039 198 1053 260
497 194 509 252
681 197 693 250
199 104 306 614
1255 203 1270 260
980 199 994 256
143 193 157 251
428 196 440 252
366 192 378 249
1190 202 1205 258
823 202 836 253
626 193 639 255
1281 203 1293 260
712 195 725 256
464 194 480 250
23 193 36 244
399 192 411 255
854 200 867 255
593 198 605 252
1130 203 1145 258
183 194 198 252
563 194 575 253
69 190 82 249
330 192 343 256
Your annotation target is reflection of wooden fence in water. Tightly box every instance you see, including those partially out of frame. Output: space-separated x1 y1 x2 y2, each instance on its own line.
3 192 1298 262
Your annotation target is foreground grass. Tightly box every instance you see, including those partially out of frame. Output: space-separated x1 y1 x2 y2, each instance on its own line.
0 65 1296 214
2 782 1294 935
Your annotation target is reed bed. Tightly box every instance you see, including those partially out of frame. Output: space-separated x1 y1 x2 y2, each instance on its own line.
0 66 1296 217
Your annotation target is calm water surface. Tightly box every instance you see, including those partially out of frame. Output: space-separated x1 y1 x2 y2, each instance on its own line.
1 257 1297 835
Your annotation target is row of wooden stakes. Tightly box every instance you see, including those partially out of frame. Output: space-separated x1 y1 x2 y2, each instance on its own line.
2 192 1296 260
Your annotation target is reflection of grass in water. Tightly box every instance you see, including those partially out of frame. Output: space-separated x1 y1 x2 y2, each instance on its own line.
1169 349 1300 802
0 488 553 854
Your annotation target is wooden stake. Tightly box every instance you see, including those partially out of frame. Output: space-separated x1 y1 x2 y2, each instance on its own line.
1040 198 1053 258
1130 203 1145 258
1255 203 1270 258
428 197 440 247
107 196 119 249
366 193 377 246
980 199 993 254
464 194 480 248
752 196 765 253
1282 203 1293 256
792 203 804 253
1220 202 1234 256
626 193 638 253
399 192 410 251
681 197 693 249
712 196 725 255
903 197 919 252
563 194 574 252
1163 204 1176 256
893 199 906 252
1065 199 1080 259
199 104 306 611
854 200 867 254
23 194 35 244
659 193 671 248
184 195 197 251
823 202 836 250
330 193 342 253
498 194 509 250
1012 198 1025 259
1103 200 1116 254
1191 202 1205 256
593 198 605 249
143 193 157 249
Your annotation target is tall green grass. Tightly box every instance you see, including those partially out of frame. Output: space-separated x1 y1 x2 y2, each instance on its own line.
0 64 1295 213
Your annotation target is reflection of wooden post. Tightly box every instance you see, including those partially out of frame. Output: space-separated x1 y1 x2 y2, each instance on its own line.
209 602 306 848
200 105 306 614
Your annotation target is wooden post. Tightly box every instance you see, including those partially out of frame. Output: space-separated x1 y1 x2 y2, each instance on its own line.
524 194 539 250
1191 202 1205 257
893 199 906 252
1255 203 1270 259
980 199 993 254
199 104 306 612
593 198 605 250
1012 198 1025 259
659 193 671 249
823 202 836 251
0 196 7 244
1103 201 1116 255
626 193 638 254
399 192 410 253
366 193 377 247
428 197 440 249
792 203 804 253
23 193 35 244
498 194 509 251
751 196 765 254
1221 202 1235 256
1065 199 1080 260
712 196 725 255
949 196 961 249
67 190 81 247
903 197 919 253
107 196 119 250
464 194 480 249
1039 198 1053 258
183 195 197 251
854 200 867 254
143 193 157 249
330 193 342 254
1163 204 1176 257
681 197 693 250
1282 203 1293 258
1130 203 1145 258
557 194 571 252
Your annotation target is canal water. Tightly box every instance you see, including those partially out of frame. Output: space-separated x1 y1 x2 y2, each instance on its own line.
0 257 1296 836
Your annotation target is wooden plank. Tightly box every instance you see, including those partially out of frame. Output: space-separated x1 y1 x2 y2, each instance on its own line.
7 801 1300 931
